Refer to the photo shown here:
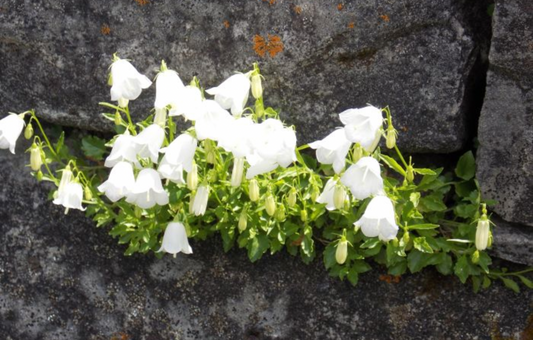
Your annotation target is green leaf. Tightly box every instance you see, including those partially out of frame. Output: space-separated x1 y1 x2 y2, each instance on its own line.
409 192 420 207
477 251 492 274
472 275 481 293
501 277 520 293
413 237 434 253
518 275 533 289
406 223 440 231
482 276 492 289
436 254 453 275
454 204 478 219
407 250 431 273
454 255 471 284
388 261 407 276
414 168 436 175
324 243 337 269
248 234 270 262
361 238 381 249
454 180 477 198
420 195 447 212
55 131 65 154
347 268 359 286
455 151 476 181
351 260 371 274
81 135 107 160
379 154 406 176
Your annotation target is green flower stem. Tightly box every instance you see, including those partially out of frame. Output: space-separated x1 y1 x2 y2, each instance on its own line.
168 116 175 142
489 268 533 277
393 144 408 169
30 111 60 161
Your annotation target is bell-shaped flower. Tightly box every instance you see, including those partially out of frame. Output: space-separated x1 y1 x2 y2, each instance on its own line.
134 124 165 164
0 114 25 154
158 222 193 256
206 73 251 117
309 128 352 174
230 157 245 187
341 156 383 200
316 178 338 211
217 116 254 158
475 217 490 251
158 134 197 184
354 195 398 241
110 59 152 107
126 168 169 209
97 161 136 202
192 185 209 216
194 100 233 141
172 86 204 120
104 132 140 168
154 69 185 113
53 182 85 213
339 106 383 152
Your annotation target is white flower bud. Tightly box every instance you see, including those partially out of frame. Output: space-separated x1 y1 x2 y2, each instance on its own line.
231 157 245 187
333 183 346 210
248 179 260 202
114 111 122 125
187 163 198 191
475 217 490 251
192 185 209 216
336 237 348 265
287 188 297 208
30 144 42 171
24 124 34 140
154 107 167 128
238 211 248 232
265 194 276 217
251 74 263 99
386 127 397 149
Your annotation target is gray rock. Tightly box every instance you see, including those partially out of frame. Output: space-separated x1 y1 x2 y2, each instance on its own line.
0 0 491 152
477 0 533 227
1 136 533 340
491 215 533 267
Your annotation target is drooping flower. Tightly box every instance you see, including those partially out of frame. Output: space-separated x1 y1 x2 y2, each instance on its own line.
316 178 337 211
336 236 348 265
230 157 245 187
104 131 140 168
475 217 490 251
206 73 251 117
248 179 260 201
110 59 152 107
53 182 85 213
134 124 165 164
187 163 198 191
126 168 169 209
172 85 204 120
339 106 383 152
354 195 398 241
0 114 25 154
154 69 185 114
158 134 197 184
192 185 209 216
194 100 233 141
217 116 254 158
309 128 352 174
30 143 42 171
97 161 136 202
341 156 383 200
158 222 193 256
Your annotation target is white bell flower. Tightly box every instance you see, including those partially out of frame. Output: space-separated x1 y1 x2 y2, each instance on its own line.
354 196 398 241
134 124 165 164
309 128 352 174
154 69 185 113
158 222 193 256
339 106 383 152
158 134 197 184
206 73 251 117
475 217 490 251
104 132 140 168
0 114 25 154
172 85 204 120
192 185 209 216
97 161 135 202
53 182 85 213
316 178 337 211
126 168 169 209
217 116 254 158
194 100 233 141
341 156 384 200
110 59 152 107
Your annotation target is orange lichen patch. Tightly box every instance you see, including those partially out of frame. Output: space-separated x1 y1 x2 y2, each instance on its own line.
293 5 302 15
347 21 355 29
253 34 284 58
223 20 230 28
100 24 111 35
380 14 390 22
337 3 344 11
379 274 401 283
110 332 130 340
262 0 276 5
135 0 149 6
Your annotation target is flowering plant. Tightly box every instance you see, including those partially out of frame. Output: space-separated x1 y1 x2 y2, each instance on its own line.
2 55 532 292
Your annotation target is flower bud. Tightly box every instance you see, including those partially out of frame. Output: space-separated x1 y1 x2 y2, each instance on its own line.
238 211 248 232
118 98 129 108
36 170 43 181
475 217 490 251
300 209 308 222
310 186 319 202
333 183 346 210
30 144 42 171
471 250 480 264
251 73 263 99
248 179 260 202
392 237 399 247
24 124 34 140
265 194 276 217
287 188 297 208
275 204 286 222
352 144 363 163
114 111 122 126
206 151 216 164
336 237 348 265
208 169 218 183
255 98 265 119
154 108 167 128
386 127 397 149
187 163 198 191
406 165 414 183
134 206 142 218
84 185 93 201
231 157 245 187
189 193 195 214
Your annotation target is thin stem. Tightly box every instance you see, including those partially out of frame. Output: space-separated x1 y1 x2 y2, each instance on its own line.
490 268 533 277
394 144 408 169
30 112 59 160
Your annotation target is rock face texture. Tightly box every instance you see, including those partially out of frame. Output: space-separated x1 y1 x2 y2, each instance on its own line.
477 0 533 227
1 141 532 340
0 0 491 151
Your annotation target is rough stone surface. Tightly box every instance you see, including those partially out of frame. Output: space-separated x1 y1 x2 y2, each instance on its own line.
1 138 533 340
491 215 533 267
476 0 533 227
0 0 491 152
